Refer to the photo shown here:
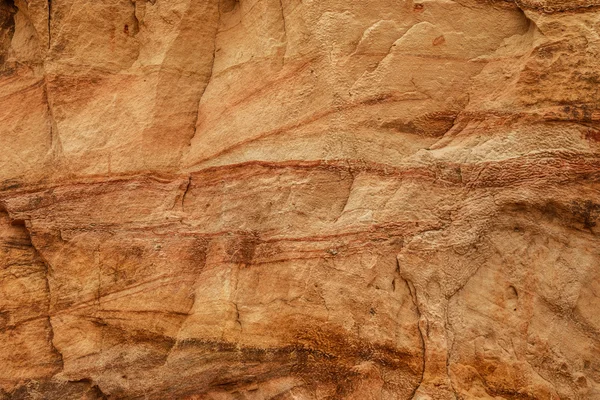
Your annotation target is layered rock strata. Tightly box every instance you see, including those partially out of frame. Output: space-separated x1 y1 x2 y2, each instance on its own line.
0 0 599 398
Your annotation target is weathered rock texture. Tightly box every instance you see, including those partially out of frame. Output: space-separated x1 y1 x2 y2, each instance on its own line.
0 0 599 398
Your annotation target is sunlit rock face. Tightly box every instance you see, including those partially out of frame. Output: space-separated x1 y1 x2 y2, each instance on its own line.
0 0 599 398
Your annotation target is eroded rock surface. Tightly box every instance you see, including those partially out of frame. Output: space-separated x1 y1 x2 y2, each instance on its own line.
0 0 599 398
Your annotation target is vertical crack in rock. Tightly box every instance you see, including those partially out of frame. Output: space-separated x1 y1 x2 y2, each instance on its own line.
42 73 62 161
172 175 192 211
401 259 426 400
129 0 140 36
181 175 191 212
38 256 64 372
163 302 193 366
162 237 208 366
46 0 51 49
184 1 220 153
94 247 101 310
229 261 243 334
163 290 196 367
334 167 355 222
278 0 287 62
233 302 242 331
133 1 140 36
19 221 65 373
445 309 459 400
46 316 64 371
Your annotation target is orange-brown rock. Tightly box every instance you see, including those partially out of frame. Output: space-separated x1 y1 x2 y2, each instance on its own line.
0 0 599 398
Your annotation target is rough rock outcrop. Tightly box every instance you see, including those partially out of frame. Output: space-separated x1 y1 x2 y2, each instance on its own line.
0 0 599 398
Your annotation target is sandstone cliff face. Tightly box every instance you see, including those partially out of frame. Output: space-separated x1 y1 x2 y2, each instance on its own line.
0 0 599 398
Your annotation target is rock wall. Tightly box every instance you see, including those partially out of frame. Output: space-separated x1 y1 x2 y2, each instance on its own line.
0 0 599 398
